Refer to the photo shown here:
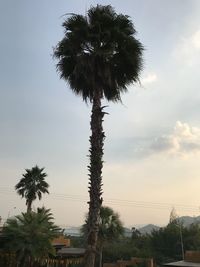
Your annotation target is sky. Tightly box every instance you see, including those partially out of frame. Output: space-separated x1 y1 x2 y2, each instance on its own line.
1 0 200 228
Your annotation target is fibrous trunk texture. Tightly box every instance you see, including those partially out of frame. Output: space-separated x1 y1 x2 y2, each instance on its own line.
99 246 103 267
27 201 32 213
84 90 105 267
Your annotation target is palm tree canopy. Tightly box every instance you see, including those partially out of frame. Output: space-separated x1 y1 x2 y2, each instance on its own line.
54 5 143 102
15 165 49 206
98 206 124 244
82 206 124 245
3 208 60 261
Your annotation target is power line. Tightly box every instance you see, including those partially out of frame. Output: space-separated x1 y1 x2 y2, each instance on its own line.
0 187 199 213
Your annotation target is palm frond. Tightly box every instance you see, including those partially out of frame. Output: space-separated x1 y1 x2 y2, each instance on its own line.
53 4 144 103
15 166 49 211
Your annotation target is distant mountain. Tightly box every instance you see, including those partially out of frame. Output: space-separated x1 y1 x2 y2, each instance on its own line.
64 226 133 237
138 224 160 235
136 216 200 235
124 227 132 237
64 226 81 237
177 216 200 227
63 216 200 237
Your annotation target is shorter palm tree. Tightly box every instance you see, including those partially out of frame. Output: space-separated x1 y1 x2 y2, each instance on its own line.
15 165 49 212
3 208 60 267
82 206 124 267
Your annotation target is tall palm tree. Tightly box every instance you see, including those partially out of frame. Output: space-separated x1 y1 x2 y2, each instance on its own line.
3 208 60 267
54 5 143 267
15 165 49 212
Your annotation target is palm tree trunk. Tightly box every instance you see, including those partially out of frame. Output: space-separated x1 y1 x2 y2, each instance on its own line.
27 201 32 212
84 89 105 267
99 246 103 267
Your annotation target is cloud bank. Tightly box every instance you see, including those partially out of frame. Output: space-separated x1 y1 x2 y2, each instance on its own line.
151 121 200 156
108 122 200 162
174 29 200 66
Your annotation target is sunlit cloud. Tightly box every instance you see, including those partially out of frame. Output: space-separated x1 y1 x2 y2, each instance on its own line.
141 73 157 85
107 122 200 161
191 30 200 49
151 121 200 156
173 29 200 66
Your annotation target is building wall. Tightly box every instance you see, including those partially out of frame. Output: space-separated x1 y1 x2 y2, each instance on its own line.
52 235 70 247
103 257 154 267
185 251 200 263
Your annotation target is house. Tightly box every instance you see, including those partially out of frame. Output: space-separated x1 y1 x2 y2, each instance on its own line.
57 247 85 258
52 235 70 251
50 235 85 265
164 251 200 267
103 257 154 267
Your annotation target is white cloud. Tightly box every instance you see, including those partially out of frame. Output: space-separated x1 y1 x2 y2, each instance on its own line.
192 30 200 49
174 29 200 66
141 73 157 85
151 121 200 156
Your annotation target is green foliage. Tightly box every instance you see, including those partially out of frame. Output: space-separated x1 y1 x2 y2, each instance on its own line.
15 165 49 212
82 206 124 267
82 206 124 247
183 223 200 251
98 206 124 245
102 233 152 263
150 222 182 263
131 227 142 240
2 208 60 266
131 230 152 258
149 222 200 264
169 208 178 224
66 235 86 248
103 238 138 262
54 5 143 103
77 221 200 265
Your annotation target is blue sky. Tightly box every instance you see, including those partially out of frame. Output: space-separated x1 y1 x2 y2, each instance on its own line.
1 0 200 227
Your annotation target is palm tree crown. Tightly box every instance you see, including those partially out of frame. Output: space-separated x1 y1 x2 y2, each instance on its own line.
83 206 124 244
82 206 124 267
98 206 124 243
3 208 60 266
15 165 49 212
54 4 143 102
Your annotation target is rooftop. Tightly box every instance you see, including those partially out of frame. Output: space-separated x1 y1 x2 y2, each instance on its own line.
164 261 200 267
57 247 85 256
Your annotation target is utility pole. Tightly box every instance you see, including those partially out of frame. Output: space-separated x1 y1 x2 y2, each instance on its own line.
179 223 184 260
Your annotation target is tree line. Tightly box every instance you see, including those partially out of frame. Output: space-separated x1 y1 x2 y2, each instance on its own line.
71 218 200 266
1 165 200 267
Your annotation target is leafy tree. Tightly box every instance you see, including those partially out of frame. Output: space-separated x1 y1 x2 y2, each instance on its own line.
15 165 49 212
169 207 178 224
103 239 138 263
131 227 142 239
131 228 152 257
150 222 183 263
103 233 151 263
183 223 200 251
54 5 143 267
82 206 124 267
3 208 60 267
